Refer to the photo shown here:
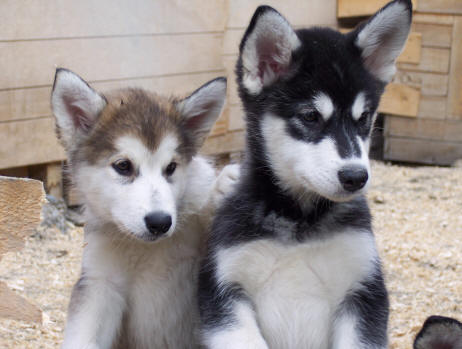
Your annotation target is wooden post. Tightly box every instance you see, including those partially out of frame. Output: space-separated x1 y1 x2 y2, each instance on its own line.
0 176 44 323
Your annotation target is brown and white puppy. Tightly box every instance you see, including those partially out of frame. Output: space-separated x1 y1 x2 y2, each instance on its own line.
52 69 236 349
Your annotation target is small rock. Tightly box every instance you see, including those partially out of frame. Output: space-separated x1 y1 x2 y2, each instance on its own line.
374 195 386 204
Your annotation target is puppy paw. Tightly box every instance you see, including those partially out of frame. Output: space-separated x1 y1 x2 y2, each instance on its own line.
211 164 240 207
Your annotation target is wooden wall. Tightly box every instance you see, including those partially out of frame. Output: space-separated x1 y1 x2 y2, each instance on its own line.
0 0 227 170
3 0 459 171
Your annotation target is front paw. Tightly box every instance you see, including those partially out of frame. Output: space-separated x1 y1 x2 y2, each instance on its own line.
211 164 240 208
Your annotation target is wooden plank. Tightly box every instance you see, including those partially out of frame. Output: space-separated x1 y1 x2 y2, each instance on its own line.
385 116 462 142
393 71 448 96
227 104 246 131
378 83 420 117
227 0 337 28
384 137 462 165
447 17 462 120
418 96 447 119
398 32 422 64
0 118 65 169
398 47 450 74
0 71 225 123
0 176 44 323
0 176 45 256
338 0 418 18
413 13 454 25
417 0 462 15
202 130 245 155
412 23 452 48
0 0 226 41
0 282 42 323
0 33 224 90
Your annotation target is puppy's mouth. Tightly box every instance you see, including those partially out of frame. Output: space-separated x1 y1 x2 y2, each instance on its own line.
137 231 171 243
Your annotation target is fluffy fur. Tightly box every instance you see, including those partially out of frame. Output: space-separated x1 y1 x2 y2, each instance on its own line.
52 69 237 349
198 1 412 348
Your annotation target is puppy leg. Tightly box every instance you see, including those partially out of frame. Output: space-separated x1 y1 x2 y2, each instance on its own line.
61 276 126 349
332 272 389 349
202 301 268 349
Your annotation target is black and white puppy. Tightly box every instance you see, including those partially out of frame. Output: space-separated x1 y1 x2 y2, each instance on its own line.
198 1 412 348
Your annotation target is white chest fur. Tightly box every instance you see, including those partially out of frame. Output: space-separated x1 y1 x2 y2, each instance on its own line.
82 223 204 349
215 231 378 349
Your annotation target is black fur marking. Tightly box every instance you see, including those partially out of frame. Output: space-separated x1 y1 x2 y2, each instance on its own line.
198 258 248 330
342 268 389 347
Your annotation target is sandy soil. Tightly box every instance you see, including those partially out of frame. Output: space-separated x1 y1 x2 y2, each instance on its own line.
0 160 461 348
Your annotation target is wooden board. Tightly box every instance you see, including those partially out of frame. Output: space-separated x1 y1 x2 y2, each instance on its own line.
338 0 418 18
417 0 462 15
413 13 454 25
0 176 44 323
227 104 245 132
412 23 452 48
378 83 420 118
418 96 447 119
447 17 462 120
202 130 245 156
0 33 224 90
393 71 448 96
0 0 226 41
0 176 45 256
384 137 462 165
385 116 462 143
0 71 225 123
227 0 337 28
0 118 65 169
0 282 42 323
398 32 422 64
398 47 450 74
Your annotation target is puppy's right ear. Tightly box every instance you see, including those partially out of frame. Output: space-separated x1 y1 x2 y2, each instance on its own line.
51 69 106 149
238 6 300 95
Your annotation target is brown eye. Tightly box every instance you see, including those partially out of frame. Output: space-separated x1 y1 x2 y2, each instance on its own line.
301 111 321 123
112 159 133 176
166 162 177 176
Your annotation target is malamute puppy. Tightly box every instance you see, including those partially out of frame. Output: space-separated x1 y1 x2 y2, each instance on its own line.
199 1 412 348
51 69 236 349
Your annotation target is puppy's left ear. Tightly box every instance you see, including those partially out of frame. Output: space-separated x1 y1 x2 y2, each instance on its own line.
353 0 412 83
177 77 227 150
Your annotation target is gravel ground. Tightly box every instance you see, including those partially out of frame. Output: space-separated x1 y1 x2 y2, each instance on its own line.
0 160 461 348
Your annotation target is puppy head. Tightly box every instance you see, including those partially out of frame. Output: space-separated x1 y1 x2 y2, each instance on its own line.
51 69 226 241
236 1 412 202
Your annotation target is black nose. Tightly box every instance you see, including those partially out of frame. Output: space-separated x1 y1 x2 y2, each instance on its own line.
144 212 172 235
338 166 368 192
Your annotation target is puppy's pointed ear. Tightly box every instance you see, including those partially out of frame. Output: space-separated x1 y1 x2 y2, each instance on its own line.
51 68 106 149
238 6 300 95
413 315 462 349
177 77 227 151
353 0 412 83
